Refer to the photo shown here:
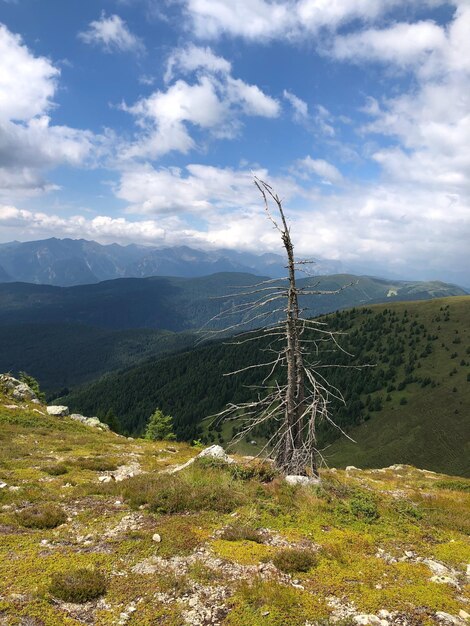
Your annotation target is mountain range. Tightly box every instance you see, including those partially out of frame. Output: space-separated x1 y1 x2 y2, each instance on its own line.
0 238 342 285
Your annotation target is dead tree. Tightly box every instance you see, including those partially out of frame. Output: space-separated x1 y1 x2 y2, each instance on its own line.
204 177 355 477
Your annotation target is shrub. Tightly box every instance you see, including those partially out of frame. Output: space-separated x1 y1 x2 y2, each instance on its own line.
43 464 68 476
19 371 46 403
75 457 118 472
112 467 244 513
349 491 380 521
145 408 176 441
271 547 317 573
220 525 264 543
49 568 107 603
16 504 67 529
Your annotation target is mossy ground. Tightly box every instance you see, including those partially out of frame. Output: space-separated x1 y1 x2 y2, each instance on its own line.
0 396 469 625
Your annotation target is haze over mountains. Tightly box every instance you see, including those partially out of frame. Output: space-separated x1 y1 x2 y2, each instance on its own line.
0 238 342 285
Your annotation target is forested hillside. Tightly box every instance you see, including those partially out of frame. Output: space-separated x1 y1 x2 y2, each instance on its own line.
0 273 465 331
65 297 470 476
0 324 195 394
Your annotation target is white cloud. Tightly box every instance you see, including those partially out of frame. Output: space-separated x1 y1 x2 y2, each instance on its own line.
331 21 447 67
298 156 343 184
0 203 166 244
0 24 58 121
78 12 145 54
122 49 280 159
182 0 449 41
283 90 308 123
164 44 231 82
0 24 100 198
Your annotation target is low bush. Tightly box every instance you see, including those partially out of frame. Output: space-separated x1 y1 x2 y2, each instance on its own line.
74 457 118 472
271 547 317 573
220 524 264 543
49 568 107 603
348 491 380 521
110 466 245 514
16 504 67 529
43 464 68 476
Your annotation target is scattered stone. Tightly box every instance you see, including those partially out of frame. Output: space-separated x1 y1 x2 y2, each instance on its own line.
198 445 234 463
47 405 69 417
98 475 113 483
152 533 162 543
4 404 19 409
70 413 109 430
425 559 460 587
285 475 321 486
436 611 465 625
0 482 7 489
346 466 360 471
459 610 470 620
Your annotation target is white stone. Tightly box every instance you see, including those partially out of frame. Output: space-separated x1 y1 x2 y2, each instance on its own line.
346 466 360 471
285 475 321 486
152 533 162 543
46 405 69 417
354 615 383 625
0 482 7 489
431 575 459 587
198 445 233 462
98 475 112 483
459 610 470 620
436 612 463 625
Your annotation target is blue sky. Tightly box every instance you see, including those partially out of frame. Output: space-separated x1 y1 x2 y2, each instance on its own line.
0 0 469 284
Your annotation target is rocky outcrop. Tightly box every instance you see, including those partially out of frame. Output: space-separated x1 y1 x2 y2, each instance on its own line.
47 405 69 417
0 374 39 403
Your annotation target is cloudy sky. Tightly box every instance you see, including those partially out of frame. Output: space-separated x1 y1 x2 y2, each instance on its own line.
0 0 469 284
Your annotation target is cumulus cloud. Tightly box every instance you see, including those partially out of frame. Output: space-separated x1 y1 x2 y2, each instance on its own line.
182 0 449 41
0 24 59 121
164 44 231 82
297 156 343 184
122 46 280 159
0 24 99 198
78 12 145 54
331 21 447 67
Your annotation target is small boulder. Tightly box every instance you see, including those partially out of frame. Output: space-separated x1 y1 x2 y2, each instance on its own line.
346 465 360 472
197 445 234 463
152 533 162 543
285 475 321 486
47 405 69 417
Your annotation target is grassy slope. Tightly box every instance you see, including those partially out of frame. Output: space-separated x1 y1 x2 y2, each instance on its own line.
64 296 470 477
327 297 470 476
0 392 470 625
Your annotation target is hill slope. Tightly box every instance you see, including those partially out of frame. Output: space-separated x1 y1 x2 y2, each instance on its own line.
0 323 195 394
65 297 470 476
0 388 469 625
0 273 466 332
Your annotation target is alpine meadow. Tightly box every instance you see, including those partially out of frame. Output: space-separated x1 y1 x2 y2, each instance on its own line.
0 1 469 625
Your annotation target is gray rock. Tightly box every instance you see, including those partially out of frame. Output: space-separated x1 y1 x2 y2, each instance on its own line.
285 475 321 486
198 445 233 463
0 374 38 402
47 405 69 417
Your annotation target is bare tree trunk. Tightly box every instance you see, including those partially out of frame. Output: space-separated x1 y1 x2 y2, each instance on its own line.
204 177 359 478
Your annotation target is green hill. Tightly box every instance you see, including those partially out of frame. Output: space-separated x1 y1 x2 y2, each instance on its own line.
0 323 195 395
65 296 470 476
0 273 466 395
0 273 465 332
0 386 469 625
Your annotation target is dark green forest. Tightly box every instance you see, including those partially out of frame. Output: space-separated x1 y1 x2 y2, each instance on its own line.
64 297 470 474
